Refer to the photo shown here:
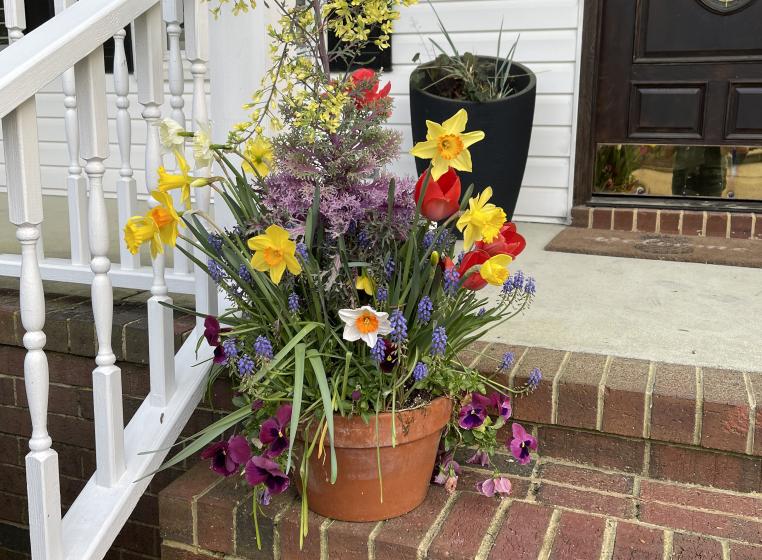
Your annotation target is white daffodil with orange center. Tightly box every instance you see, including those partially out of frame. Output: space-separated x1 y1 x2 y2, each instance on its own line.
410 108 485 180
247 225 302 285
456 187 507 250
338 306 392 349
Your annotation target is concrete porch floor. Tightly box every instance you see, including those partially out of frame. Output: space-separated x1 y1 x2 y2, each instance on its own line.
486 223 762 373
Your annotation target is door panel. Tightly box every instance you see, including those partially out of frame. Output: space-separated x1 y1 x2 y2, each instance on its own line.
629 84 706 138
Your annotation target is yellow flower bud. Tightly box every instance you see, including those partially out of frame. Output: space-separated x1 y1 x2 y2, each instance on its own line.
430 251 440 266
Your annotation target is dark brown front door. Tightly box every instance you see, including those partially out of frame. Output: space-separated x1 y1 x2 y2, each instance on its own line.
576 0 762 205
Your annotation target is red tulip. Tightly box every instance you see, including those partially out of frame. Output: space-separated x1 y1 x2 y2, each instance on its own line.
457 249 491 291
474 222 526 258
350 68 391 108
415 169 462 221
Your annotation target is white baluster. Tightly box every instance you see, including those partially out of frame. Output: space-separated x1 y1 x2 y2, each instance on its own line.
164 0 190 274
55 0 89 267
113 28 140 270
3 0 25 43
136 4 176 406
3 97 63 560
75 46 126 487
185 0 218 324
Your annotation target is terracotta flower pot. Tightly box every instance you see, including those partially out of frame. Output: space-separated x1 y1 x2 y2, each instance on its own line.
301 397 453 522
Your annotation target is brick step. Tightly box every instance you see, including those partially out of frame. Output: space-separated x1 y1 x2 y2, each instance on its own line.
459 342 762 494
160 458 762 559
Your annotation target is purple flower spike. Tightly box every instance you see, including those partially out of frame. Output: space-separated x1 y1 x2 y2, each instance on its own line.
201 435 250 477
245 455 290 495
467 450 490 467
259 404 292 458
477 476 512 498
509 423 538 465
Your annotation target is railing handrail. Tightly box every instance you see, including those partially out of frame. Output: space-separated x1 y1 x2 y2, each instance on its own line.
0 0 158 120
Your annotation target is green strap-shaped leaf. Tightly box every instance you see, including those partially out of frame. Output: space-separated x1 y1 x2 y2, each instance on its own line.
307 350 338 484
256 322 319 380
286 343 306 474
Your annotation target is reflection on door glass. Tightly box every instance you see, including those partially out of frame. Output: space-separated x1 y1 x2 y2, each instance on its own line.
594 144 762 201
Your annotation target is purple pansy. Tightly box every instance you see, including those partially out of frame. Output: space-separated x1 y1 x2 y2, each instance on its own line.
467 450 490 467
457 393 492 430
509 423 538 465
200 435 252 477
244 455 290 496
490 392 512 420
477 476 512 498
213 344 228 365
432 454 461 486
259 404 292 458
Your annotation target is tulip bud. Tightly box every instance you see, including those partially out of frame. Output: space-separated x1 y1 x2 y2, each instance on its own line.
430 251 440 266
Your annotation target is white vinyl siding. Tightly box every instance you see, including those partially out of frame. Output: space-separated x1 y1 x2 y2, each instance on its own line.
0 0 583 224
388 0 583 223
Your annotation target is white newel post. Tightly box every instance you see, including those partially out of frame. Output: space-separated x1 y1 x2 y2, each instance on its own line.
54 0 89 267
164 0 191 274
75 46 127 487
114 27 141 270
136 3 176 406
184 0 217 324
3 97 63 560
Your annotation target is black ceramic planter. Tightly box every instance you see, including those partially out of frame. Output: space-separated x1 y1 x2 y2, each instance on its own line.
409 60 537 219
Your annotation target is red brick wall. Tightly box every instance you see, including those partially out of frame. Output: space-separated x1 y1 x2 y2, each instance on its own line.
0 287 233 560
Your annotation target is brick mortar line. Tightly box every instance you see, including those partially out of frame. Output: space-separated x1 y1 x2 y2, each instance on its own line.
319 517 333 560
662 530 673 560
632 209 638 232
701 211 708 236
693 367 703 446
537 508 561 560
643 362 656 439
507 347 529 389
231 489 255 557
637 496 762 523
587 207 593 229
191 476 225 547
367 520 384 560
120 316 146 360
596 356 613 432
677 211 684 235
468 341 495 369
752 213 757 239
609 208 615 230
537 478 635 499
743 371 756 455
504 498 760 549
474 498 512 560
721 539 731 560
550 352 572 425
655 210 661 234
271 495 293 560
416 490 459 559
725 212 732 238
162 540 225 558
599 518 617 560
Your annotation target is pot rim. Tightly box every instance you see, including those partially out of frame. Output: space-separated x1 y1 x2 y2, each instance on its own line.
409 58 537 105
304 396 454 449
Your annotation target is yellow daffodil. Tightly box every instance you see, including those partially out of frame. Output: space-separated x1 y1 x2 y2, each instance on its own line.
158 150 193 209
479 254 513 286
123 191 182 259
355 273 375 296
243 136 274 177
410 109 485 180
148 190 182 253
247 225 302 284
124 216 159 256
456 187 507 250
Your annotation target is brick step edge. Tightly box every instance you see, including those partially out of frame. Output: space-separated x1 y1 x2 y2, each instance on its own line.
571 205 762 240
159 461 762 560
460 341 762 458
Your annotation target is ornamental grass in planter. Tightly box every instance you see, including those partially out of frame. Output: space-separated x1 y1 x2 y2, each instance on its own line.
123 0 541 548
409 4 537 218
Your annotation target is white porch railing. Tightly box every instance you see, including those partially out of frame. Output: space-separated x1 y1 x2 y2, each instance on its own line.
0 0 219 557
